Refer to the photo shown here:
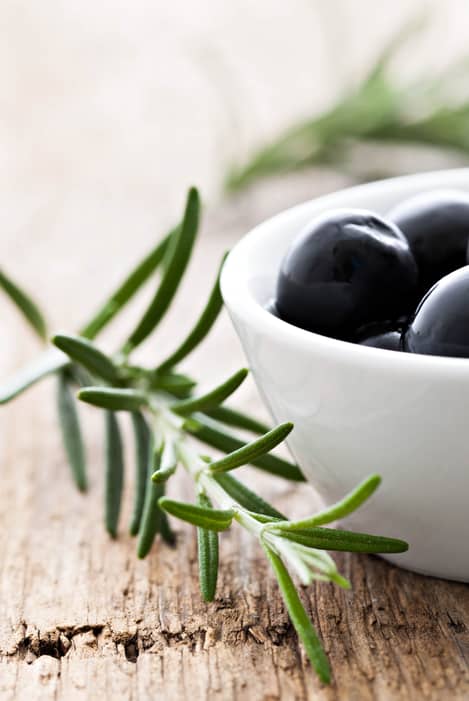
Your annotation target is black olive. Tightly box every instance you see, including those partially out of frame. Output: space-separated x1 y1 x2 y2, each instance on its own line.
403 266 469 358
359 331 402 351
355 321 403 351
388 189 469 295
276 209 418 339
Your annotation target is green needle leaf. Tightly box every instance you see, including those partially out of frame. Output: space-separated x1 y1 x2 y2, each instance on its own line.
151 438 178 483
209 422 293 474
137 477 166 558
150 371 196 398
0 267 47 340
123 187 200 353
262 543 331 684
78 387 147 412
151 465 176 484
213 473 285 519
284 474 382 529
129 412 151 536
171 369 248 416
0 349 68 404
105 411 124 538
158 497 234 531
56 372 87 492
52 334 119 383
158 506 176 546
202 406 271 435
184 414 304 482
137 436 176 557
80 230 172 339
197 493 219 602
247 512 283 524
272 526 409 554
155 253 226 373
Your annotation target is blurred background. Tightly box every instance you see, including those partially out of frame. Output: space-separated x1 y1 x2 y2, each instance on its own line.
2 0 469 337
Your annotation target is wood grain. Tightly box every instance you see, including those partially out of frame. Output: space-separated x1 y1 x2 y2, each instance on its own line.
1 178 468 701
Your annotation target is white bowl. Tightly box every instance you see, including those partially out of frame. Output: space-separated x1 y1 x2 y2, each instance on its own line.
221 168 469 582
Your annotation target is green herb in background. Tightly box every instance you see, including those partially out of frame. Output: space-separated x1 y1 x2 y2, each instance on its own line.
0 187 408 684
226 21 469 192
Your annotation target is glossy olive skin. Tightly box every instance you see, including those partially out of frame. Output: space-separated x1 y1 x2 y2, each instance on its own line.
403 266 469 358
276 209 418 339
388 190 469 295
355 321 403 351
359 331 402 351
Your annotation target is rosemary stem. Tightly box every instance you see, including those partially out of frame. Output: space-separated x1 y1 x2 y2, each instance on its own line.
176 438 264 537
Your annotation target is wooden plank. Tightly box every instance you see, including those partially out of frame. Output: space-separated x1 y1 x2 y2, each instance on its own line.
1 184 468 700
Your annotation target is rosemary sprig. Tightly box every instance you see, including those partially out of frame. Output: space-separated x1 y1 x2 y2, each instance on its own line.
226 21 469 192
0 187 409 684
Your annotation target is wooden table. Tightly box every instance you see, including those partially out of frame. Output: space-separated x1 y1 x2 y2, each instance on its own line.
1 175 468 701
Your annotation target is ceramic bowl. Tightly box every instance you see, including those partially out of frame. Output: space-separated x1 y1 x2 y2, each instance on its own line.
221 168 469 582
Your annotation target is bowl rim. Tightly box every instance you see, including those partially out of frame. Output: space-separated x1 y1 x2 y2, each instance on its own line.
220 168 469 378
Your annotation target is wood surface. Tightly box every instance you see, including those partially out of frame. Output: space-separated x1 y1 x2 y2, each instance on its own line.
1 177 468 701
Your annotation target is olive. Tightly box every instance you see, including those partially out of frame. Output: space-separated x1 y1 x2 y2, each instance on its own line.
360 331 402 351
403 266 469 358
388 189 469 295
276 209 418 339
355 321 403 351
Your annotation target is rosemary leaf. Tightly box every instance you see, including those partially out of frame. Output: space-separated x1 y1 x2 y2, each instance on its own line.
155 253 226 373
105 411 124 538
248 512 283 524
202 405 271 435
137 438 176 556
208 422 293 474
0 267 47 341
78 387 147 412
151 465 177 483
184 414 304 482
56 371 87 492
0 349 68 405
283 474 381 529
158 497 234 531
171 368 248 416
150 371 196 398
158 506 176 546
137 475 166 558
52 334 119 384
197 493 219 602
129 412 151 536
213 473 285 519
272 525 408 554
80 230 172 339
123 187 200 353
262 543 331 684
151 438 178 483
